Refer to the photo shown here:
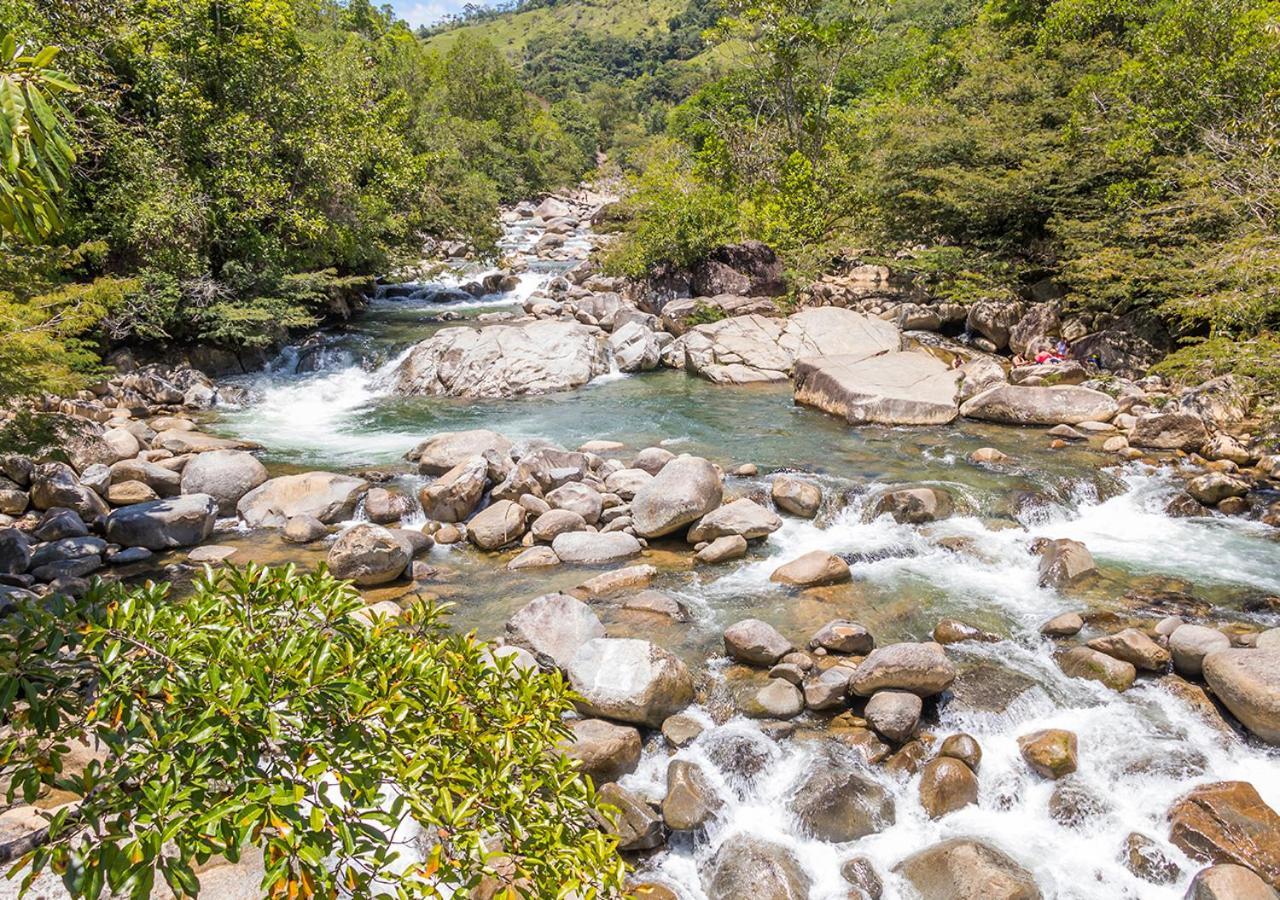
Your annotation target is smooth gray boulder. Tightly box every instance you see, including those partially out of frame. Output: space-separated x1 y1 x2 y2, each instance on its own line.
550 531 642 565
688 498 782 542
849 642 956 697
960 384 1118 426
466 500 526 550
793 351 962 426
418 457 487 523
237 472 369 527
631 455 722 538
179 450 268 516
407 429 513 475
326 524 410 586
505 593 604 670
105 494 218 550
567 637 695 727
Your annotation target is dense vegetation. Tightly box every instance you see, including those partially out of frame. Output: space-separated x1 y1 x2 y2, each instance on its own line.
595 0 1279 390
1 565 624 898
0 0 591 400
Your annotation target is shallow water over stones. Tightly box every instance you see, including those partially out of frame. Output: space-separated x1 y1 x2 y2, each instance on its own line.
200 219 1280 899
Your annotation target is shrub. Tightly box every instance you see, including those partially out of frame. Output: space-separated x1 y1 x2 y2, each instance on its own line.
0 565 625 898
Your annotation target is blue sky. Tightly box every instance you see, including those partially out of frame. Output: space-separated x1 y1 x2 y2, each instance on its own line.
392 0 496 29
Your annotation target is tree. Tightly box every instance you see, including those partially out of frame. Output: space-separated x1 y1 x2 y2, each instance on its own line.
1 565 625 899
0 32 78 241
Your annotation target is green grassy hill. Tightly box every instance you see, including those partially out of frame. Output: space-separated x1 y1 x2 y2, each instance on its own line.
422 0 687 59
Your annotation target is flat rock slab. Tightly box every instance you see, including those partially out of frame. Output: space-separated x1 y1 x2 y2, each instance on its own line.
794 351 962 426
960 384 1119 426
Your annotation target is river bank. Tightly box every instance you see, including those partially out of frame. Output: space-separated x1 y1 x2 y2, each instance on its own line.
2 191 1279 899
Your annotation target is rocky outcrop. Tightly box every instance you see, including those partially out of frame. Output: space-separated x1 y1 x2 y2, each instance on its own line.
389 321 609 398
630 455 722 538
105 494 218 550
960 384 1119 426
237 472 369 527
567 638 695 727
1018 729 1078 779
793 351 962 426
690 241 787 298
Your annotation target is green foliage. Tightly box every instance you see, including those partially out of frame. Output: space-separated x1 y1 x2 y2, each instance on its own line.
0 564 625 899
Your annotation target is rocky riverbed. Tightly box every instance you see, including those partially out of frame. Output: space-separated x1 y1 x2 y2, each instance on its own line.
2 190 1279 899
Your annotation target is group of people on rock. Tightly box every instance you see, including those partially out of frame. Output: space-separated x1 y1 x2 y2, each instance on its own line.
1014 339 1071 367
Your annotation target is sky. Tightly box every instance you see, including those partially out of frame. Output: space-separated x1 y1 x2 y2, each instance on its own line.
392 0 496 29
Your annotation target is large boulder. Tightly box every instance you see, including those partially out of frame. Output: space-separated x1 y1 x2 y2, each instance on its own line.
1171 625 1232 678
1017 729 1078 779
237 472 369 527
1056 646 1137 692
560 719 641 784
871 487 954 524
770 550 851 587
550 531 642 565
771 476 821 518
388 321 609 398
1167 782 1280 888
105 494 218 550
597 783 664 852
1035 538 1097 589
849 642 956 697
407 429 513 475
630 455 722 538
109 459 181 496
662 760 722 831
0 529 32 575
1185 865 1278 899
505 593 604 670
691 241 787 298
545 482 603 524
793 351 962 426
1009 302 1061 358
789 763 895 842
1202 649 1280 744
608 321 661 372
918 757 979 819
152 430 256 455
959 384 1118 426
1087 628 1170 672
178 450 268 516
30 463 108 521
967 299 1025 350
466 500 526 550
326 524 409 586
894 838 1042 899
687 498 782 542
418 457 487 523
567 638 694 727
704 834 810 900
1130 411 1210 451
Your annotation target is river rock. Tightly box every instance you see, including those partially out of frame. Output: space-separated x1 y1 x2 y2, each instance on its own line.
960 384 1118 425
237 472 369 527
1168 781 1280 888
30 463 109 521
603 467 652 500
687 497 782 542
107 480 158 506
1040 612 1084 637
771 475 821 517
551 531 641 564
793 351 962 425
894 838 1042 899
662 760 722 831
1036 538 1096 588
152 430 256 455
724 619 793 666
1088 628 1171 672
408 429 513 475
849 642 956 697
704 834 810 900
871 487 954 524
631 446 675 475
770 550 851 587
810 619 874 655
282 515 328 544
865 690 922 742
546 482 603 524
507 546 560 569
933 618 999 645
178 450 268 516
1122 832 1181 885
418 457 487 522
939 733 983 771
789 763 895 842
597 783 664 852
466 499 526 550
609 320 661 371
505 593 604 670
390 320 609 398
561 718 642 784
697 534 748 563
1202 649 1280 744
1056 646 1137 691
0 529 31 575
1188 472 1250 506
575 564 656 598
531 508 586 542
568 638 694 726
1130 411 1210 451
919 757 979 819
326 524 409 586
1185 865 1278 899
745 679 803 718
1017 729 1078 779
630 455 722 538
1171 625 1232 678
363 487 414 525
109 459 181 496
104 494 218 550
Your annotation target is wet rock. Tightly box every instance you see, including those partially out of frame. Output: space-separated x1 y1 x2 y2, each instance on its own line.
789 764 895 842
30 463 108 521
152 430 256 455
1048 780 1107 827
661 712 705 748
630 455 722 538
105 494 218 550
237 472 368 527
704 833 810 900
1188 472 1250 506
770 550 851 587
597 782 664 852
919 757 979 819
1040 612 1084 637
505 593 604 671
934 618 999 645
1130 411 1210 451
551 531 641 565
360 487 413 525
841 855 883 899
561 719 642 784
467 500 526 550
810 620 874 655
623 589 688 621
697 534 748 563
178 450 268 516
282 515 328 544
408 429 513 476
1170 624 1232 678
1035 538 1097 588
704 729 777 784
568 638 694 727
960 384 1118 426
801 666 852 710
724 619 794 666
771 475 822 518
1088 628 1171 672
418 457 487 522
326 524 409 586
864 691 922 742
1185 864 1278 899
1018 729 1078 779
662 760 721 831
1122 832 1180 885
1202 649 1280 744
747 679 805 719
1168 781 1280 888
969 447 1010 464
871 487 954 524
939 733 982 771
575 564 655 598
894 838 1042 900
1057 646 1137 692
687 497 782 542
849 641 956 697
793 351 961 426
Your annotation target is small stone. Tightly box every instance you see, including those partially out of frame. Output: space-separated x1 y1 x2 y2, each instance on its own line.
1040 612 1084 637
840 856 883 899
864 691 922 742
771 475 822 517
187 544 237 564
660 712 704 748
1017 729 1078 780
724 619 793 667
1121 832 1180 885
282 515 328 544
933 618 999 645
919 757 979 819
810 619 874 655
747 679 804 719
939 733 982 772
969 447 1009 464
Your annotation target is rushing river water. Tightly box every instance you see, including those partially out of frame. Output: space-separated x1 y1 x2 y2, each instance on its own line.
206 214 1280 899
